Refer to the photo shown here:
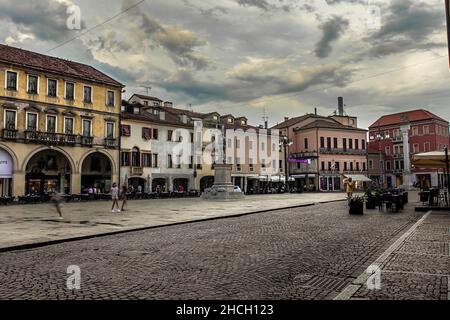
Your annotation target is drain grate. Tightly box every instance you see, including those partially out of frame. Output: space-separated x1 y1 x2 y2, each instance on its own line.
303 276 348 292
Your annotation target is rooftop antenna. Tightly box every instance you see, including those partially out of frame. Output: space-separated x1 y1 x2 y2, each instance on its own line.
262 107 269 129
141 86 152 96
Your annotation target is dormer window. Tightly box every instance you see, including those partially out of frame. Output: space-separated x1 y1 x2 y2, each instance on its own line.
228 118 233 124
241 120 246 125
213 116 218 121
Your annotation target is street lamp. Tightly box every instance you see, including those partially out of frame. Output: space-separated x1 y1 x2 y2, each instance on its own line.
280 135 293 192
370 128 390 188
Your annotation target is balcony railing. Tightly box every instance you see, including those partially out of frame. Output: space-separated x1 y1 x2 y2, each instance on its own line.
24 131 77 145
81 136 94 147
104 138 117 148
319 148 367 156
131 167 143 176
290 151 318 158
2 129 18 140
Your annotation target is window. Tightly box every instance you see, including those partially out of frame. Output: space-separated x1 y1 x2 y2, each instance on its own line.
168 155 173 168
121 152 130 166
335 162 340 171
6 71 17 90
26 113 38 131
349 139 353 149
65 82 75 100
386 161 391 171
327 137 331 149
236 139 241 149
47 79 57 97
152 154 158 168
369 160 373 170
321 161 325 171
168 130 173 141
393 129 400 138
413 143 420 154
385 146 391 155
27 75 38 94
320 137 325 148
190 133 194 143
363 162 366 171
106 90 115 107
423 125 430 135
356 162 360 171
132 148 141 167
350 162 354 171
141 154 152 167
142 127 152 140
46 115 57 133
424 142 431 152
344 162 348 171
328 161 332 170
153 129 159 140
304 138 309 149
343 138 347 150
121 125 131 137
64 117 74 134
412 126 418 136
333 137 338 149
82 119 92 137
355 139 359 150
362 139 366 150
83 86 92 103
4 110 16 130
106 122 115 139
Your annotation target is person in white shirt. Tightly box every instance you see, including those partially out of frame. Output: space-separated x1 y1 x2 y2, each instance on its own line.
111 183 120 213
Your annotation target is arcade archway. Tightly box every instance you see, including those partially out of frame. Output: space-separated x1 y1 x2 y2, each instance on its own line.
81 152 112 193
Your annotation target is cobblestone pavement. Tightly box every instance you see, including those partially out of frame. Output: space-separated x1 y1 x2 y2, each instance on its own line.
351 212 450 300
0 200 446 300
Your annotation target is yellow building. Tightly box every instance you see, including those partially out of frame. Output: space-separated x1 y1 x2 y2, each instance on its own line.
0 44 123 197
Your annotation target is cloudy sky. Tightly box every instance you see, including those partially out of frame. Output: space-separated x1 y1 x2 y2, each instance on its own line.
0 0 448 129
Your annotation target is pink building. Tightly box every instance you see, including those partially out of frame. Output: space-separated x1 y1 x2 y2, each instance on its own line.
273 100 368 192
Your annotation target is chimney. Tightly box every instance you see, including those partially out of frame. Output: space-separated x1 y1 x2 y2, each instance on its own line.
338 97 344 116
314 108 317 116
284 117 289 122
164 101 173 108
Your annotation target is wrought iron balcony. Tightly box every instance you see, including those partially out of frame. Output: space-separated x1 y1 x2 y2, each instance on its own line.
319 148 367 156
81 136 94 147
24 131 77 145
2 128 18 140
131 167 143 176
104 138 117 148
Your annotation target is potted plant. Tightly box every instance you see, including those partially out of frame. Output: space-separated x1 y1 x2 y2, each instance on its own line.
365 188 376 210
348 195 365 215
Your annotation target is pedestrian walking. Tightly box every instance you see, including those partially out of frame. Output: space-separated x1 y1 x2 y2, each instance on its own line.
51 191 64 220
121 185 128 212
345 178 355 198
111 183 120 213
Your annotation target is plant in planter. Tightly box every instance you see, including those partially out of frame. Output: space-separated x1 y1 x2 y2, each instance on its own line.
348 195 365 215
365 188 376 210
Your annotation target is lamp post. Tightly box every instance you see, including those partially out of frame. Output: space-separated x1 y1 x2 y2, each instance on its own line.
371 128 390 188
280 135 293 192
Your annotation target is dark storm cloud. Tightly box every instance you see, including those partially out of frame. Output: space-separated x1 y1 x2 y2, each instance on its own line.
324 0 365 4
236 0 270 11
314 16 349 58
0 0 84 42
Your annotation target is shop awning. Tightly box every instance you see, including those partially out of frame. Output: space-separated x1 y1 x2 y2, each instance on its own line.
412 151 449 168
343 174 372 182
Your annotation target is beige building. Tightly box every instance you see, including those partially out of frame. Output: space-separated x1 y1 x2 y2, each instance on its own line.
0 44 123 197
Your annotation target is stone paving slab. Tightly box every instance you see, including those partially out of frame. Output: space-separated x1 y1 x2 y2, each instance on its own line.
0 193 346 251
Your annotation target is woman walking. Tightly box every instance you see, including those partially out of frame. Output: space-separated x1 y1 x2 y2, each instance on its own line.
111 183 120 213
121 185 128 212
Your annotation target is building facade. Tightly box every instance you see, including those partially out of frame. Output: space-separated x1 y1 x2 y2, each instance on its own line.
0 44 123 197
273 101 368 192
121 95 282 193
368 109 450 189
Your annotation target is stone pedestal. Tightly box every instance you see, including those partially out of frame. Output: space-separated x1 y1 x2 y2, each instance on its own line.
202 164 244 201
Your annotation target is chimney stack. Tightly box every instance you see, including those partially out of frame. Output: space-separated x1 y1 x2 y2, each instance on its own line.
314 108 317 116
338 97 344 116
284 117 289 122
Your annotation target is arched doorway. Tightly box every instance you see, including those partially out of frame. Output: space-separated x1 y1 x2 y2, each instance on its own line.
200 176 214 192
81 152 112 193
173 178 188 192
152 178 166 192
25 149 72 195
128 177 146 192
0 147 13 196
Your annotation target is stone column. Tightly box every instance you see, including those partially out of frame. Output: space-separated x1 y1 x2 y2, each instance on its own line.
71 172 81 195
12 171 25 197
401 124 413 189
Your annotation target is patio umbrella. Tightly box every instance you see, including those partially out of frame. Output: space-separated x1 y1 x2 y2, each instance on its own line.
412 151 450 168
